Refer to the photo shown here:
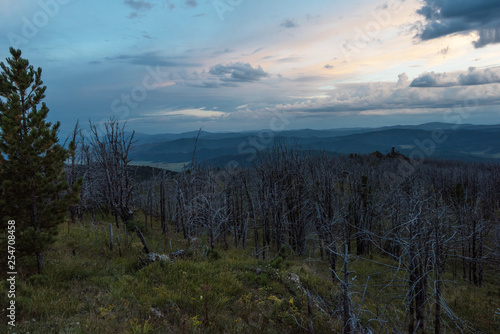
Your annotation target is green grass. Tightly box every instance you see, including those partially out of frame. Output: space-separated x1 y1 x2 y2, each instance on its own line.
1 219 499 333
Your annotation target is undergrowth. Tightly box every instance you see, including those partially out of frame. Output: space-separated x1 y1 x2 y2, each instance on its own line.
1 219 499 333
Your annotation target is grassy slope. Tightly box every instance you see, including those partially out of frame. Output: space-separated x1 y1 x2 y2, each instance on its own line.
1 219 499 333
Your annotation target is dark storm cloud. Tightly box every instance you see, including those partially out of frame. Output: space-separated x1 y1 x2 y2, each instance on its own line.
209 62 269 82
474 26 500 48
416 0 500 48
106 52 199 67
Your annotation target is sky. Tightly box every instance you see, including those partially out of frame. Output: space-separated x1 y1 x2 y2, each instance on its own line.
1 0 500 135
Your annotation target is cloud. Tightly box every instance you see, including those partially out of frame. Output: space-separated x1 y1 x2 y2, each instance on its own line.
263 80 500 118
212 48 234 56
410 72 457 88
106 52 199 67
397 73 409 88
459 67 500 85
185 0 198 8
195 82 223 89
474 26 500 48
209 62 269 83
410 67 500 87
164 0 198 10
124 0 153 17
124 0 152 11
243 47 266 56
280 19 299 29
145 108 227 119
440 46 449 55
178 63 269 88
188 81 240 89
276 56 303 63
416 0 500 48
290 75 325 83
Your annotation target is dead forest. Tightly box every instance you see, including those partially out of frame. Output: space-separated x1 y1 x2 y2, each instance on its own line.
67 120 500 333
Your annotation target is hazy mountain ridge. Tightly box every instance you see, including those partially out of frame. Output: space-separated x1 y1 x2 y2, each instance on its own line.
129 123 500 167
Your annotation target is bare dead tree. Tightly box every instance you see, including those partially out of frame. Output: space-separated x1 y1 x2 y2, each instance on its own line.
65 120 83 230
160 171 167 233
88 119 137 227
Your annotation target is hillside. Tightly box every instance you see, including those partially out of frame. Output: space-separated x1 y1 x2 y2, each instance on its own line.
1 219 498 333
3 145 500 333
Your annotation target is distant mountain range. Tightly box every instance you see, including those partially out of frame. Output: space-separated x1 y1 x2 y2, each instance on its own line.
128 123 500 169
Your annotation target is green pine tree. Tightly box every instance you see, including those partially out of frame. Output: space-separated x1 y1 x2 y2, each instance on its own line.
0 47 82 274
